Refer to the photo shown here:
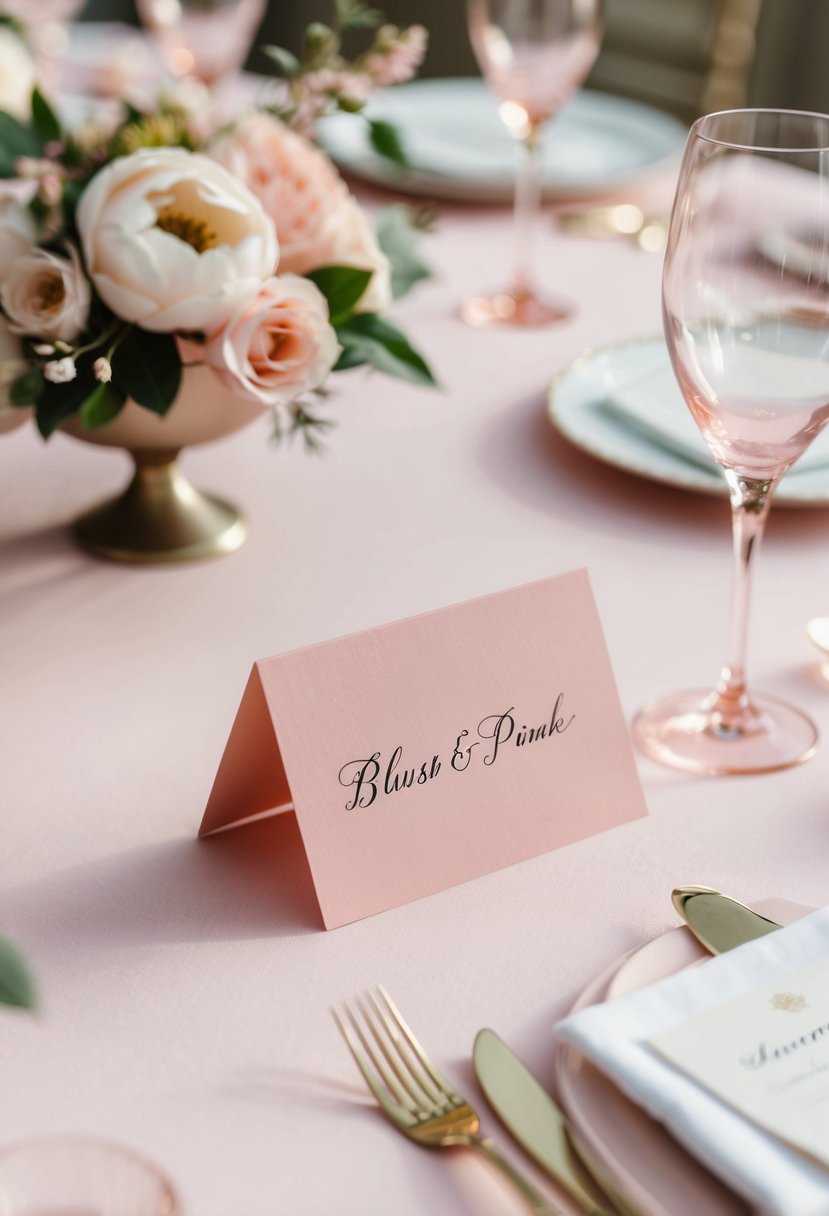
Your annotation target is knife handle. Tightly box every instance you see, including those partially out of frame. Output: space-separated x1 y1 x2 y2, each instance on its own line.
470 1135 564 1215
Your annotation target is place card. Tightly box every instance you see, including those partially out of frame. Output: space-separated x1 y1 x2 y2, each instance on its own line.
650 958 829 1168
199 569 647 929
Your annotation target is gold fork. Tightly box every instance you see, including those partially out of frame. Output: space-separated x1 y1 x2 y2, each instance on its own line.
333 985 563 1215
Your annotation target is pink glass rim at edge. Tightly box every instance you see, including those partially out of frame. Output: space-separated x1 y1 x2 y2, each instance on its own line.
692 106 829 154
0 1135 180 1212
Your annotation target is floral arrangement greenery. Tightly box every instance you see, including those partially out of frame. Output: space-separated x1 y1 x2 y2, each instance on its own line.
0 4 433 446
0 935 35 1009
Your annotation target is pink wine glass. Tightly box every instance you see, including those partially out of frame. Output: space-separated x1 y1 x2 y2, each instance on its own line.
136 0 266 87
634 108 829 774
0 1136 179 1215
463 0 603 328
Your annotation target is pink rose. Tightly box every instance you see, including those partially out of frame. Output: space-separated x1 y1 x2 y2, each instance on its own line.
1 244 90 342
205 274 340 408
210 114 390 311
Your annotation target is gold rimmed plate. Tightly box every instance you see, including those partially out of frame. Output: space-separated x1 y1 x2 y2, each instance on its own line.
547 337 829 507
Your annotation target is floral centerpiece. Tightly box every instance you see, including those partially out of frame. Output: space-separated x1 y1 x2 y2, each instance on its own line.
0 2 433 560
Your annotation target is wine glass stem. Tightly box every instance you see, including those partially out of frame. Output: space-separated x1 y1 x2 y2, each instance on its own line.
714 472 777 717
512 126 543 299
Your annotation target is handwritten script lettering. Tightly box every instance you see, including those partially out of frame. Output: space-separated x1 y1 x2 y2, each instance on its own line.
339 693 575 810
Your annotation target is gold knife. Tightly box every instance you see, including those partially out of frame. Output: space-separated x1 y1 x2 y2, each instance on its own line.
672 884 782 953
473 1029 630 1216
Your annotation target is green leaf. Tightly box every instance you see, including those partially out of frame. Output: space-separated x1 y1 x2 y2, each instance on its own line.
261 44 301 77
10 367 43 406
79 381 125 429
368 119 408 168
30 86 60 144
334 313 436 386
335 0 382 28
304 21 338 63
36 370 94 438
0 109 42 177
376 204 432 300
306 265 371 326
111 329 181 415
0 937 36 1009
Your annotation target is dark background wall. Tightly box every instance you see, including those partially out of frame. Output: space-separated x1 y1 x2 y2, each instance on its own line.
80 0 829 116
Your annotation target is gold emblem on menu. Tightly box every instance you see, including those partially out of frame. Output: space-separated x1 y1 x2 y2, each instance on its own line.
770 992 808 1014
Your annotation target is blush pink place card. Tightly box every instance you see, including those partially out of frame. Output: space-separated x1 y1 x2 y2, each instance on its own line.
199 570 647 929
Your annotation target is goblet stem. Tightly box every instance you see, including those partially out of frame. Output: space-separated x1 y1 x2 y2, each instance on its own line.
709 471 777 726
511 126 544 299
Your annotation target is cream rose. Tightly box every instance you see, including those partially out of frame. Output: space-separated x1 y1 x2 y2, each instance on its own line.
2 244 90 342
0 314 30 434
77 147 278 334
210 114 390 311
204 274 339 408
0 27 36 121
0 197 36 283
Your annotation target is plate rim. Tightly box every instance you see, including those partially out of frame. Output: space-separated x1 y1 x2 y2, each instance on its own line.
317 80 687 203
546 335 829 507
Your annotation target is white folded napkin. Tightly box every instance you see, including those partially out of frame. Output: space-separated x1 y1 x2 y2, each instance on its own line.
606 360 829 476
556 907 829 1216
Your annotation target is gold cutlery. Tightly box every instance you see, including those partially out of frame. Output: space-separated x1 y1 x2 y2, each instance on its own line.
672 884 781 954
333 985 562 1215
473 1028 624 1216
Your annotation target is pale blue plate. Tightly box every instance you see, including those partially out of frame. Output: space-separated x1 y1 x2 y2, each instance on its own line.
547 337 829 507
317 78 687 203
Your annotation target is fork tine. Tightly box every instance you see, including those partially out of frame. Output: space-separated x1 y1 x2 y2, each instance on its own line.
336 999 423 1118
375 985 463 1104
331 1003 402 1117
356 993 444 1115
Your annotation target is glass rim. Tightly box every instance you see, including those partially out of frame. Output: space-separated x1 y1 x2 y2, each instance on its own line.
691 107 829 153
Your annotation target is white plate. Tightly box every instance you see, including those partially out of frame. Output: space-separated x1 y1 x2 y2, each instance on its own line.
317 78 686 203
547 337 829 507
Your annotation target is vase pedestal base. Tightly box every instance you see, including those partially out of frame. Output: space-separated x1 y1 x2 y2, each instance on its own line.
73 450 247 565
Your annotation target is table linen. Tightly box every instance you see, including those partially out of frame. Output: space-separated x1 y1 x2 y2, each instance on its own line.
3 184 829 1215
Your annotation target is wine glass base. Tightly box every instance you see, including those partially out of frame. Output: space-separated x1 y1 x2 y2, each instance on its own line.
460 289 572 328
633 688 818 775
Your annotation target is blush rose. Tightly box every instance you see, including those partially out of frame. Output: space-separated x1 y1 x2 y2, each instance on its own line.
204 274 340 407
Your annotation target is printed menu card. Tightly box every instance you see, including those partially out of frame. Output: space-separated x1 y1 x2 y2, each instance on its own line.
651 958 829 1168
199 569 647 928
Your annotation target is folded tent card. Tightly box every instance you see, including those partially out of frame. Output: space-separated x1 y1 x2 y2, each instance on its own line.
199 570 647 928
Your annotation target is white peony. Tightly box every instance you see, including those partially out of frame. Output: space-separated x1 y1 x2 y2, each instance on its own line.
0 26 36 120
76 148 278 334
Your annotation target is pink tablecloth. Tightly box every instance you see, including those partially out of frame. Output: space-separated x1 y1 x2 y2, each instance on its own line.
2 192 829 1216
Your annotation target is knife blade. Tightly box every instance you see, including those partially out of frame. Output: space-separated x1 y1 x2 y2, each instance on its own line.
672 884 782 953
473 1028 621 1216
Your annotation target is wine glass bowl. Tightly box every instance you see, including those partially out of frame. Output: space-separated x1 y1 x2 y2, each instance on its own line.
634 108 829 774
136 0 266 87
0 1136 180 1215
463 0 604 328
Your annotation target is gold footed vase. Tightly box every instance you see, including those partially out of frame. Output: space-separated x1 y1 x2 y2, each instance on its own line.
62 365 265 566
74 448 247 564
